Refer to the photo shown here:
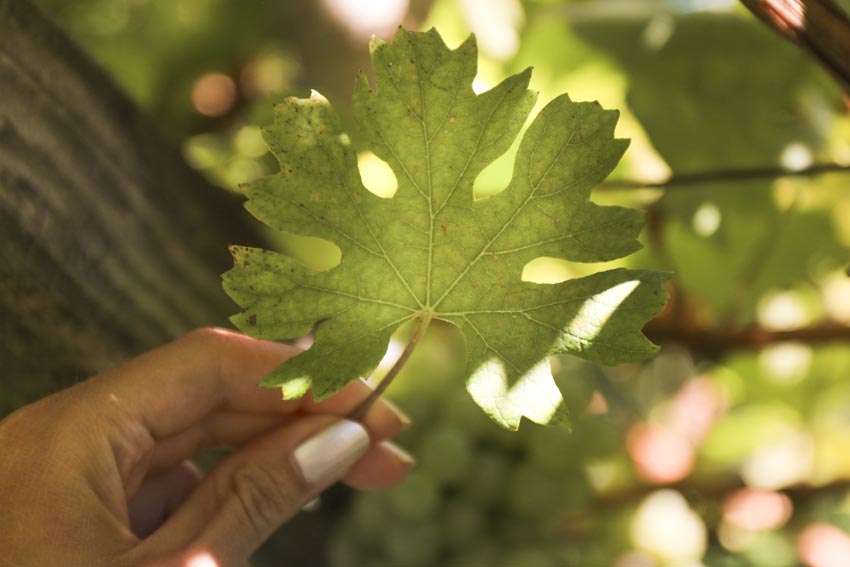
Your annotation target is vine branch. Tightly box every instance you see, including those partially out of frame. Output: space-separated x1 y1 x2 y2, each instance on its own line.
646 318 850 359
599 161 850 190
586 476 850 515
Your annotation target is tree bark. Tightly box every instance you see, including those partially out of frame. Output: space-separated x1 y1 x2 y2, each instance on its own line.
740 0 850 95
0 0 262 413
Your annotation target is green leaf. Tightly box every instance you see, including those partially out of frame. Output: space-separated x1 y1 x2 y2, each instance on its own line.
223 28 668 429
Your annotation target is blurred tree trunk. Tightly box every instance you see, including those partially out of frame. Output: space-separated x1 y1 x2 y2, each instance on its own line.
0 0 261 413
740 0 850 95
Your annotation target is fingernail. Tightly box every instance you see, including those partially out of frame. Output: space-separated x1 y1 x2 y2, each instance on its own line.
293 420 370 486
383 398 413 429
381 440 416 467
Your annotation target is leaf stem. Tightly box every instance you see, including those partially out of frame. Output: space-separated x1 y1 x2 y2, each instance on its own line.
347 315 432 422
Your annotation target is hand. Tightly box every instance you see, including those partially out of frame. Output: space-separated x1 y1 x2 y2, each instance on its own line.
0 328 413 566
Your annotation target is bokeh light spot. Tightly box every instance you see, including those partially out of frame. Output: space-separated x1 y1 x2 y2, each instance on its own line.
627 422 695 484
692 202 721 237
798 523 850 567
666 376 727 444
631 490 707 563
723 488 792 531
459 0 523 61
192 73 237 117
322 0 409 39
759 342 811 385
780 142 813 171
741 431 814 489
758 291 809 331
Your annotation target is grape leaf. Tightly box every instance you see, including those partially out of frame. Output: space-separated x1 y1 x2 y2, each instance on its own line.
223 28 668 429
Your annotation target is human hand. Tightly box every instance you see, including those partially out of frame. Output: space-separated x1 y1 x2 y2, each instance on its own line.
0 328 413 567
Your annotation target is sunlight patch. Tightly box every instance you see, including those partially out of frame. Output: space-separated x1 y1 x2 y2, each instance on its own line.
185 552 219 567
467 357 564 428
566 280 641 341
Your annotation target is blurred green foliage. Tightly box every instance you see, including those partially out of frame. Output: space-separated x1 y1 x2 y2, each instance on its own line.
33 0 850 565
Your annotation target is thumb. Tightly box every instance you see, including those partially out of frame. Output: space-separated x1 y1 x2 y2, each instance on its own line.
139 415 370 566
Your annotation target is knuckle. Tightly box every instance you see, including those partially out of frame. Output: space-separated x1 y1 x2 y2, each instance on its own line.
183 327 236 383
185 326 235 349
230 462 301 536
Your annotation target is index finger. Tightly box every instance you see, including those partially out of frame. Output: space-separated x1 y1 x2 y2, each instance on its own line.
87 328 408 441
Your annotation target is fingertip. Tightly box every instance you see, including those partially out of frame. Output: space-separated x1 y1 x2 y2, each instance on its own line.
343 440 415 490
379 397 412 429
359 396 411 441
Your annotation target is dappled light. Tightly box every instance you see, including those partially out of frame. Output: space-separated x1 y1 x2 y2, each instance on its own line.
758 291 810 330
723 488 793 532
627 422 695 484
358 151 398 198
781 141 814 171
666 376 727 443
240 51 298 99
185 551 219 567
467 357 564 427
798 523 850 567
759 342 812 384
821 271 850 322
741 430 815 489
640 13 675 51
321 0 409 39
12 0 850 565
566 280 641 342
584 459 623 493
458 0 522 61
692 201 721 237
631 490 707 564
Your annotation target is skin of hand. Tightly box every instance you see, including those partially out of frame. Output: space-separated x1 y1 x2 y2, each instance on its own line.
0 328 414 567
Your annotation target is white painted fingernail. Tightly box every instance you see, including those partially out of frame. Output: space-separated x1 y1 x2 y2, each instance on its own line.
293 420 370 486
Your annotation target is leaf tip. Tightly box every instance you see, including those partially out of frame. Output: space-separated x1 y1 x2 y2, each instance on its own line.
369 35 385 54
309 89 328 103
515 66 533 84
227 312 243 330
280 376 311 399
355 70 371 92
458 32 477 50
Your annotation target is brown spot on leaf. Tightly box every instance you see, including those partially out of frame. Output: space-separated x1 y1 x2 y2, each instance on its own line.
248 314 257 326
441 223 447 236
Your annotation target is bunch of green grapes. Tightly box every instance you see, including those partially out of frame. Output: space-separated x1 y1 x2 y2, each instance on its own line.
328 343 629 567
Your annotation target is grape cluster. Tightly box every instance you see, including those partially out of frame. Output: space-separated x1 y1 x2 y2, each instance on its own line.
329 356 627 567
